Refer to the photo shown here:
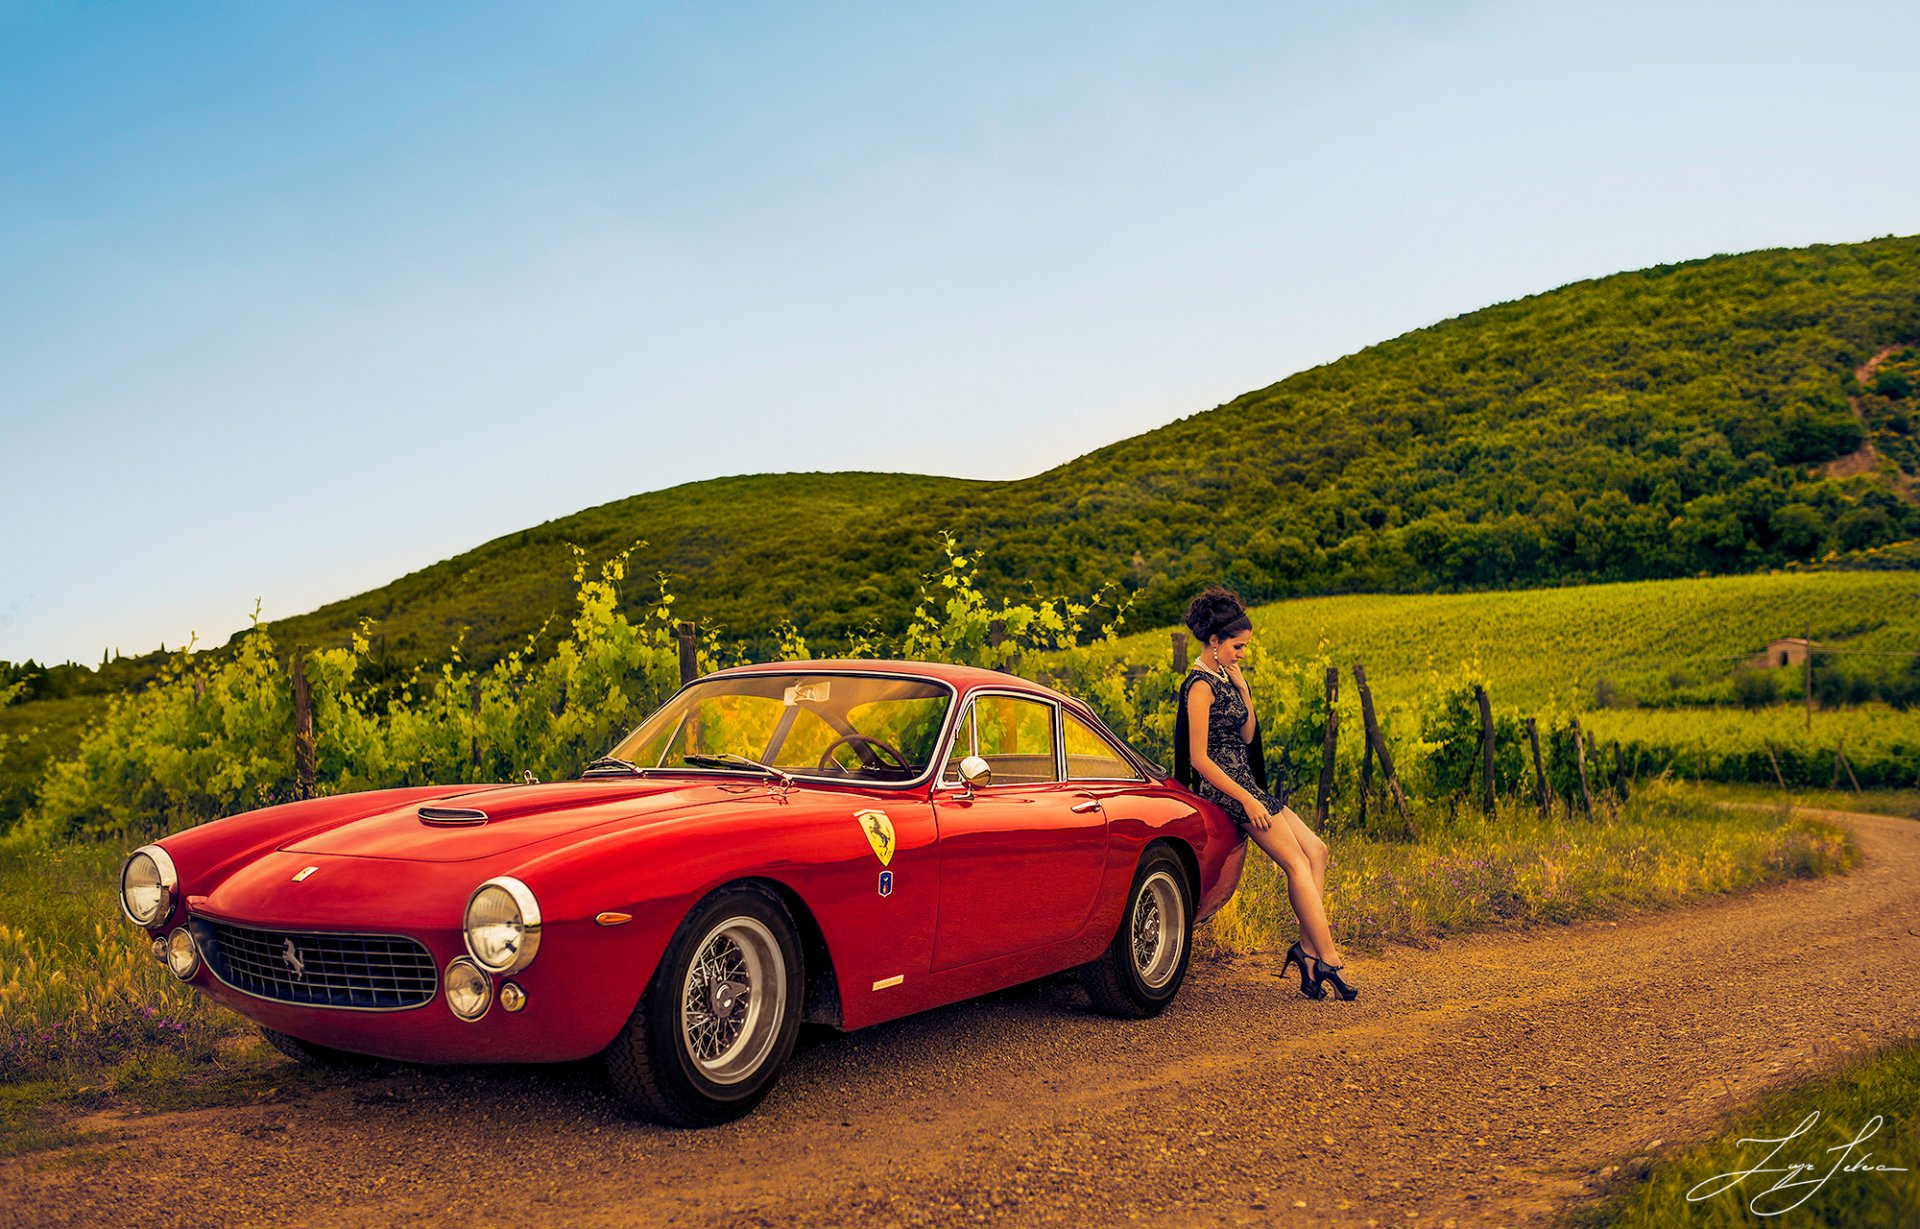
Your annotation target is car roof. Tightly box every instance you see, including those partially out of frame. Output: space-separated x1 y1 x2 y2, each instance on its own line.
707 657 1061 698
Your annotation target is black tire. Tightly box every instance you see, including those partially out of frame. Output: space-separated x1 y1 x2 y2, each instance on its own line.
1080 845 1194 1018
260 1027 381 1069
603 882 804 1127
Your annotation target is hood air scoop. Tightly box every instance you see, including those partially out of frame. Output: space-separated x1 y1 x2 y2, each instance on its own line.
418 806 490 827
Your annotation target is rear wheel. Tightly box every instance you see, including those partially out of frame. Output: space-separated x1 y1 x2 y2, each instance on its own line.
603 883 803 1126
1080 846 1193 1018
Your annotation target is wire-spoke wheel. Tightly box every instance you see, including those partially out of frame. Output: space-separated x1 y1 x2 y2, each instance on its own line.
678 916 786 1085
604 884 803 1126
1082 845 1194 1018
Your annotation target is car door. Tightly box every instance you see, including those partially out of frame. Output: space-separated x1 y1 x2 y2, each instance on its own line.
929 691 1108 970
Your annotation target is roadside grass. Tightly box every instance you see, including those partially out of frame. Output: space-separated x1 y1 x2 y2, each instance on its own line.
0 783 1859 1155
1564 1034 1920 1228
1199 781 1856 955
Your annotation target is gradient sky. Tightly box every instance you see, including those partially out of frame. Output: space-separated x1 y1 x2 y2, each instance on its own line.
4 0 1917 665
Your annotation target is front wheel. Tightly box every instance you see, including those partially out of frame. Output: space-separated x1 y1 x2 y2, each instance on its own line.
1080 846 1193 1018
603 883 803 1126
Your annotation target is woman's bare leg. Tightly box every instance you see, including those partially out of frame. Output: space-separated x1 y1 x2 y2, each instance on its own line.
1246 814 1342 968
1280 805 1329 897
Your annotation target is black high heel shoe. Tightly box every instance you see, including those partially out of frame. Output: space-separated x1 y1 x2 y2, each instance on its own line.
1282 941 1326 999
1309 955 1359 1001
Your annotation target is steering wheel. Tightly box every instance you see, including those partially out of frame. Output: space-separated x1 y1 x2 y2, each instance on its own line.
816 734 910 777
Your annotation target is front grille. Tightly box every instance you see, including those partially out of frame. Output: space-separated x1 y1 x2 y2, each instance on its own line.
192 918 438 1010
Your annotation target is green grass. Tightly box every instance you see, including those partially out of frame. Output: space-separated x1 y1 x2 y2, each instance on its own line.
1688 781 1920 821
1200 783 1856 955
1565 1036 1920 1227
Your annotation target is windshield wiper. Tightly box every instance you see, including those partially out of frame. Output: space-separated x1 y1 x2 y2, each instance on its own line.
682 752 796 788
582 755 646 776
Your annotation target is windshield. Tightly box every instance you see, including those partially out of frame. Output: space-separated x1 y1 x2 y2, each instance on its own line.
605 673 954 783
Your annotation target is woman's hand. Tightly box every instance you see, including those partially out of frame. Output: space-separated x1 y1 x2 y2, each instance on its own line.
1224 660 1250 694
1241 795 1273 830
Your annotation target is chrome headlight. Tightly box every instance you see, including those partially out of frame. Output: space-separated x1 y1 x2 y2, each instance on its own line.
463 877 541 975
445 957 492 1021
120 845 178 927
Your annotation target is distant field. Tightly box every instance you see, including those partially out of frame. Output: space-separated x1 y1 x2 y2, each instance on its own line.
1094 569 1920 712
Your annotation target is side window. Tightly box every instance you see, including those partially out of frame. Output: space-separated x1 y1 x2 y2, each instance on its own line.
973 694 1058 785
1063 711 1142 781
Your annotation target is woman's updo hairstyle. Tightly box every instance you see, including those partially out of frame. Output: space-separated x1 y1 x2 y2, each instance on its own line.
1183 585 1252 645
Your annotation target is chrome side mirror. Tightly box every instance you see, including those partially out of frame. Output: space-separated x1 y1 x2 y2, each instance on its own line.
958 755 991 793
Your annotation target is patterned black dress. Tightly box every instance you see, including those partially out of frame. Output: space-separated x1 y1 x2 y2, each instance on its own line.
1174 665 1292 827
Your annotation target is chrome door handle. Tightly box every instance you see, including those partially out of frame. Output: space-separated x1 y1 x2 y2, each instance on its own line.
1070 799 1103 813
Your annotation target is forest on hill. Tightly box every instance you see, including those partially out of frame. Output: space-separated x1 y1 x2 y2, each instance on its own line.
251 234 1920 670
4 236 1918 758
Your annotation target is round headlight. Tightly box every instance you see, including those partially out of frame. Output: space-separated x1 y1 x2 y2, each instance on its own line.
463 877 541 975
120 845 178 927
166 927 199 980
445 957 492 1021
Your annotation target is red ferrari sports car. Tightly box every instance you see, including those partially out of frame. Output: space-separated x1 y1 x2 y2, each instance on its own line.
118 660 1248 1125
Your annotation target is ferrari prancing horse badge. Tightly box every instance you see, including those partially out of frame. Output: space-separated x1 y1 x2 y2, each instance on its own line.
855 809 895 866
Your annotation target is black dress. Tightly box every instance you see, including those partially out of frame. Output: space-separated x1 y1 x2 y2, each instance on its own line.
1173 665 1292 827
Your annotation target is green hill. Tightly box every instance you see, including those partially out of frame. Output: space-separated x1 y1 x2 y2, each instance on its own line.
267 234 1920 668
6 234 1920 822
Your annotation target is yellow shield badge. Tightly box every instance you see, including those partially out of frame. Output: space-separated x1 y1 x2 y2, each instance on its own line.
855 809 896 867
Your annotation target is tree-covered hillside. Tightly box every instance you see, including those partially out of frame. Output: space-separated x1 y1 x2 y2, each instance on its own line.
259 234 1916 665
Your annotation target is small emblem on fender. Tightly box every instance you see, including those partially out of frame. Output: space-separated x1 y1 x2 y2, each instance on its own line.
871 975 904 991
292 866 319 882
282 939 306 981
856 809 895 866
878 870 893 897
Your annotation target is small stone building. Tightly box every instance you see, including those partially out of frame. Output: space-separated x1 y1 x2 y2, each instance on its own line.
1747 637 1813 670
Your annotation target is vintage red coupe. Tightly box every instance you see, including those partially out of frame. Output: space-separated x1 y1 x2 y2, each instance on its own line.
118 660 1248 1125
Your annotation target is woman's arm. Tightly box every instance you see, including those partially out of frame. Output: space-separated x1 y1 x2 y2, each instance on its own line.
1186 680 1258 807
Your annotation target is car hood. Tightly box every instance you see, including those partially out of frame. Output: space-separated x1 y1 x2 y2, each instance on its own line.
278 777 781 863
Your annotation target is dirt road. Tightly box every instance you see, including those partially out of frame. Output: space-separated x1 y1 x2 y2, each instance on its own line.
8 806 1918 1228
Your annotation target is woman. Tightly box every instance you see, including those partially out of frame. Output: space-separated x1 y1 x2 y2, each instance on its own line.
1173 586 1357 1000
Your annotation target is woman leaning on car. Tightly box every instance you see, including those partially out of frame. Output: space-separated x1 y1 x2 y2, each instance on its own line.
1173 586 1357 1000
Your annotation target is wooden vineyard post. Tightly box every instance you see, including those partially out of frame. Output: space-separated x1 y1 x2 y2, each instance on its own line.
471 685 483 774
1838 741 1863 794
1314 667 1339 829
1570 717 1595 819
989 617 1019 674
1474 685 1496 815
1358 725 1374 829
291 651 316 802
1526 717 1549 818
1612 741 1627 804
1352 665 1416 838
678 620 698 684
1766 744 1788 792
1172 631 1189 674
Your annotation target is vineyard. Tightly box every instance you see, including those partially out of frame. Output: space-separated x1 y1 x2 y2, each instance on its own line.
6 536 1916 848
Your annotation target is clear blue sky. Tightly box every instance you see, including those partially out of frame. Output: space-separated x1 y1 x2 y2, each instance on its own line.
3 0 1916 665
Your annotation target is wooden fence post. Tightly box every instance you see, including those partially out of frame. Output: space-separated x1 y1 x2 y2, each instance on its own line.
1171 631 1189 674
1352 664 1416 839
1766 743 1788 792
1474 684 1496 815
1570 717 1595 819
1612 741 1627 804
291 651 316 802
1525 717 1549 818
989 618 1014 673
1838 741 1863 794
470 685 483 774
1314 666 1339 830
1358 725 1374 829
678 620 698 684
